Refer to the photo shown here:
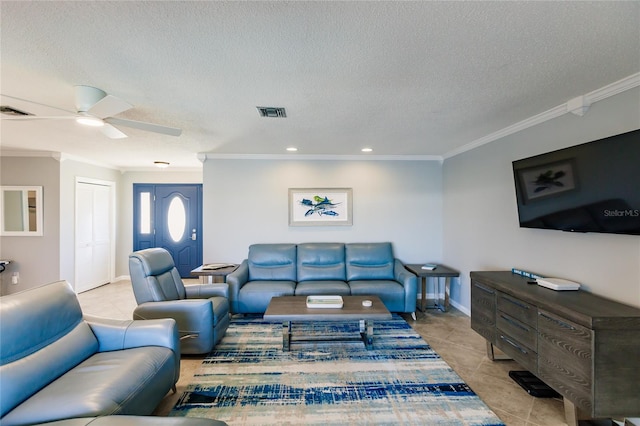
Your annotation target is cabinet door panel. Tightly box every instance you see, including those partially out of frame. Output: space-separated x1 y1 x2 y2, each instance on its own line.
538 309 593 413
471 281 496 343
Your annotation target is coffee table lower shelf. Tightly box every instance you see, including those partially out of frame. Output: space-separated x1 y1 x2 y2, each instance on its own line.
264 295 392 352
281 319 376 351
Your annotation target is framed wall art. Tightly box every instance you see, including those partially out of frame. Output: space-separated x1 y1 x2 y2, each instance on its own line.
288 188 352 226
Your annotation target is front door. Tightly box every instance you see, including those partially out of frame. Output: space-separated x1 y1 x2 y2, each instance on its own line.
133 184 202 277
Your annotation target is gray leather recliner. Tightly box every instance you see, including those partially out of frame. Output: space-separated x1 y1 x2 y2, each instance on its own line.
129 248 230 355
0 281 180 425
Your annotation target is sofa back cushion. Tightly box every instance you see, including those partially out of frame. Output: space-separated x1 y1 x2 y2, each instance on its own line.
0 281 98 417
248 244 297 281
345 243 395 281
297 243 346 282
129 248 186 303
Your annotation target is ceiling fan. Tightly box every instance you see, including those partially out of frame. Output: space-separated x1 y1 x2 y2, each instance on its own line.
0 85 181 139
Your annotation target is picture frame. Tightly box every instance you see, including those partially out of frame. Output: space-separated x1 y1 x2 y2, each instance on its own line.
288 188 353 226
516 159 578 203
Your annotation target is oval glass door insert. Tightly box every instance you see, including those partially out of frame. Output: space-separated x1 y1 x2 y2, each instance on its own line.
167 196 186 242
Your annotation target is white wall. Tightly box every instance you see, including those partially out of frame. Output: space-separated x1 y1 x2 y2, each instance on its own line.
59 159 121 289
117 170 202 277
202 159 442 264
443 87 640 312
0 156 60 295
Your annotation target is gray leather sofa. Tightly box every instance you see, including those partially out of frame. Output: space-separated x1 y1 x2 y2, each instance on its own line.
227 242 417 315
0 281 180 426
129 247 231 354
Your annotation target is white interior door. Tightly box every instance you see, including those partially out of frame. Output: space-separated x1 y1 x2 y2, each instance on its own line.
75 180 113 293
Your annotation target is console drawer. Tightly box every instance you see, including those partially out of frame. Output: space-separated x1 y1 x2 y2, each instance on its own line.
497 311 537 350
497 292 537 327
496 332 537 373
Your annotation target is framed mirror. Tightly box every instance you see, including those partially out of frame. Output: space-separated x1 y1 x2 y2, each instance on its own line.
1 186 43 236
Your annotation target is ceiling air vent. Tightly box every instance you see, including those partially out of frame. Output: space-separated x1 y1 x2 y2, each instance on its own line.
257 106 286 118
0 106 33 116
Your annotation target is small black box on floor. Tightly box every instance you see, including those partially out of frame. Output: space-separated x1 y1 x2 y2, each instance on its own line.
509 370 561 398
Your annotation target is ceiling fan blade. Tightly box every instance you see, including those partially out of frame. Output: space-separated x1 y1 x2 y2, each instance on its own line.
105 117 182 137
1 93 77 115
87 94 133 118
99 123 128 139
0 115 76 120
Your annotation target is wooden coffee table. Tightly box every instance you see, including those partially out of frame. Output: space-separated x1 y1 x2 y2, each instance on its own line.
264 295 391 351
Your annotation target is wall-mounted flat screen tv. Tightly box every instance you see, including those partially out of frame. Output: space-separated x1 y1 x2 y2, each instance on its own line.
512 128 640 235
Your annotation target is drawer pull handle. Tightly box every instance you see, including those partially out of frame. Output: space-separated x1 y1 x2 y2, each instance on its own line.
503 296 529 310
500 335 528 354
500 314 529 332
539 312 576 330
474 283 495 295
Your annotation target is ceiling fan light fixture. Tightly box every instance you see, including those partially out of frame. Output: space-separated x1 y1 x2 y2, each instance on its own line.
76 115 104 127
154 161 170 168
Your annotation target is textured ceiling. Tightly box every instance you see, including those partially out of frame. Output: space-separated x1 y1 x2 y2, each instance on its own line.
1 1 639 170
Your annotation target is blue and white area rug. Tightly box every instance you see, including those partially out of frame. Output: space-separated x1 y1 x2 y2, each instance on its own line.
170 315 504 425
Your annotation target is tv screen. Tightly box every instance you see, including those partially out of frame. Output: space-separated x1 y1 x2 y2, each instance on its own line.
512 129 640 235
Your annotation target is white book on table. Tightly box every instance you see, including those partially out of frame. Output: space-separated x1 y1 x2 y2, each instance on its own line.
306 295 344 308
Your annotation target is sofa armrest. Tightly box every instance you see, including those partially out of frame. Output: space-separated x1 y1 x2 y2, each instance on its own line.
133 300 214 334
226 260 249 313
85 315 179 354
185 283 229 299
394 259 418 312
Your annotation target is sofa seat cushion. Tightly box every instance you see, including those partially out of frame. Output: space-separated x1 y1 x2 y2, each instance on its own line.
294 281 350 296
2 347 176 426
238 280 296 313
349 280 406 312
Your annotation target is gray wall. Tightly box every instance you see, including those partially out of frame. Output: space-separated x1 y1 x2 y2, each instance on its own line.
0 156 60 294
202 159 442 264
443 87 640 312
0 161 202 294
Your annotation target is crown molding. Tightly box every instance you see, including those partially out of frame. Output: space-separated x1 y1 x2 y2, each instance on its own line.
200 153 442 162
0 149 62 161
443 72 640 160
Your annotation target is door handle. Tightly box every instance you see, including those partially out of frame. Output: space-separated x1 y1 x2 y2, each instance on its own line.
191 228 197 241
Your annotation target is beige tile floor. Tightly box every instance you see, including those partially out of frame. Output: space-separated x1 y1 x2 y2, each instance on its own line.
77 280 567 425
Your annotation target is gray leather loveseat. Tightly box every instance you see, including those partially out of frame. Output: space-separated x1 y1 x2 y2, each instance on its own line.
0 281 180 426
227 242 417 316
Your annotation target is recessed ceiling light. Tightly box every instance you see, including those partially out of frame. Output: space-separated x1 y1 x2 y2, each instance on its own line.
361 148 373 152
286 147 298 152
154 161 170 168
